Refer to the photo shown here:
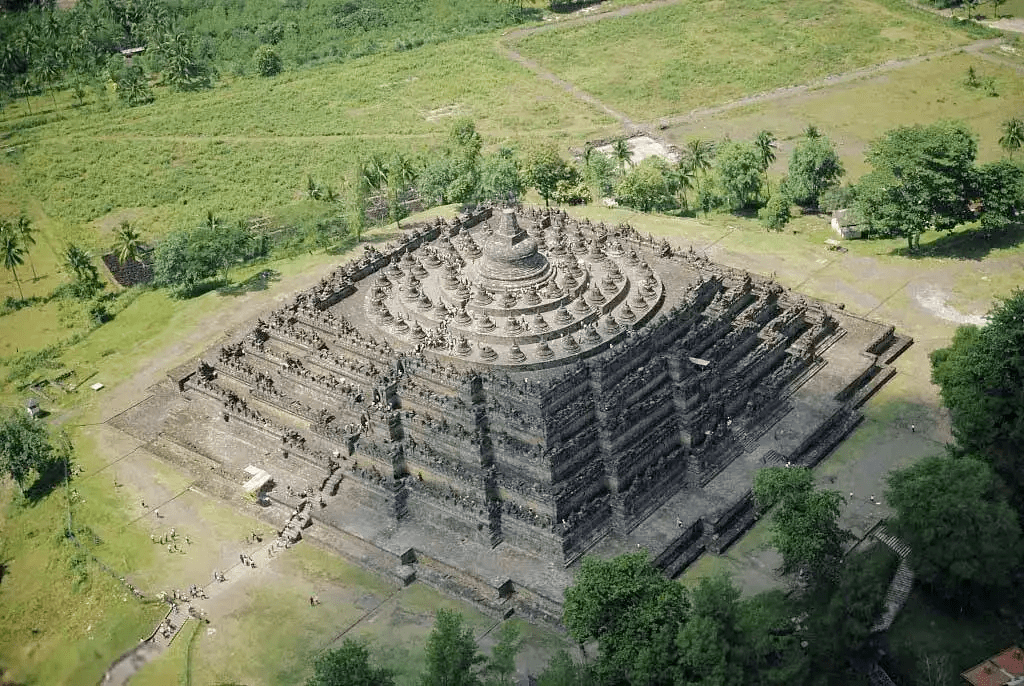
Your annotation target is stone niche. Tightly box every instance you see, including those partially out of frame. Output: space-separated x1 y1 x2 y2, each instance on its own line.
176 205 910 625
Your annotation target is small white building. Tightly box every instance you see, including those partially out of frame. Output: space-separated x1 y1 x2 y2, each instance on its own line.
831 209 862 239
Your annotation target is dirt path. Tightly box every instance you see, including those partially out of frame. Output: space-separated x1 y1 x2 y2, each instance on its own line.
497 0 1006 133
640 38 1005 130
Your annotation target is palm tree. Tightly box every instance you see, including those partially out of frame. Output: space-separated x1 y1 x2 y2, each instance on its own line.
62 244 98 286
112 221 143 264
999 117 1024 159
612 138 631 174
386 152 418 229
754 130 778 196
1 225 26 299
15 214 37 279
804 124 821 140
682 138 714 196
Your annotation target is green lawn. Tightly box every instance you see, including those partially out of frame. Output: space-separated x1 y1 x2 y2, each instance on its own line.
662 52 1024 180
513 0 975 120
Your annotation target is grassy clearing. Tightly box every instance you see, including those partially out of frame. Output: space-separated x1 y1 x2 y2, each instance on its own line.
0 457 167 685
1 35 613 236
664 52 1024 179
514 0 974 119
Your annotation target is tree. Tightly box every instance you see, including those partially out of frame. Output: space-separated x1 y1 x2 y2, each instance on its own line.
999 117 1024 159
993 0 1005 18
753 467 850 582
682 138 715 196
536 651 590 686
615 157 675 212
115 64 153 107
582 150 616 200
672 575 746 686
420 609 485 686
785 134 844 209
753 130 777 195
802 547 896 681
112 221 143 264
306 638 395 686
974 160 1024 236
523 144 574 208
930 290 1024 515
157 32 213 91
0 221 26 299
736 591 810 686
385 151 418 228
886 455 1023 599
254 45 282 76
152 228 219 295
13 215 37 280
855 121 977 250
758 192 791 231
0 409 54 495
62 244 99 289
563 553 689 685
611 138 631 174
485 621 521 686
478 147 524 204
713 140 763 211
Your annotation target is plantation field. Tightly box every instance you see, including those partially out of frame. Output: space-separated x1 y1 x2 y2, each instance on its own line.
661 51 1024 178
513 0 977 120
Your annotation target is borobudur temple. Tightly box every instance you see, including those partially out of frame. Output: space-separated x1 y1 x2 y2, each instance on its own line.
124 206 910 625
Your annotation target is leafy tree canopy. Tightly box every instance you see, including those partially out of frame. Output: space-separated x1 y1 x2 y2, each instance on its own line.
306 638 395 686
523 144 575 208
615 157 676 213
758 192 791 231
886 454 1023 598
478 147 524 204
974 159 1024 236
420 609 485 686
930 289 1024 513
753 467 850 582
563 552 689 685
713 140 763 210
855 120 977 249
785 135 844 208
0 409 55 494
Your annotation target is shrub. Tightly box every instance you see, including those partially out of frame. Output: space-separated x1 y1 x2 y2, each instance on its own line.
253 45 283 77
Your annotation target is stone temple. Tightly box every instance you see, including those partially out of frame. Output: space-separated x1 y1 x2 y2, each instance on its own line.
122 206 910 625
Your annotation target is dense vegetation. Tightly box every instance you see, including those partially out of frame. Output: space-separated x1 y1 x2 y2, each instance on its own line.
0 0 530 111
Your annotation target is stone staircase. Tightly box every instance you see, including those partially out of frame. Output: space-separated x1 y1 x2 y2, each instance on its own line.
871 527 914 633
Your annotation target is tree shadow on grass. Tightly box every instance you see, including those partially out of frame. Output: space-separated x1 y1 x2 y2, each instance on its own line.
887 224 1024 261
217 269 281 297
23 456 71 505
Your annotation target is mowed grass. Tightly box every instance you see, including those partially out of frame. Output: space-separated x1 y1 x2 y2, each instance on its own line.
663 52 1024 179
513 0 974 119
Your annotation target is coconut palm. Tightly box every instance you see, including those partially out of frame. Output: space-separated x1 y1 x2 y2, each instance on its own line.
15 214 37 279
1 224 26 299
612 138 631 174
62 244 98 286
112 221 143 264
754 130 778 196
999 117 1024 159
386 152 418 229
682 138 714 195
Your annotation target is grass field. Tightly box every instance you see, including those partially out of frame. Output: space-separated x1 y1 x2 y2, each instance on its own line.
513 0 978 120
662 51 1024 178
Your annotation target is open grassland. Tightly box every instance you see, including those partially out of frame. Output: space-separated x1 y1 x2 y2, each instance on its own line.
0 36 615 301
662 51 1024 178
513 0 977 119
